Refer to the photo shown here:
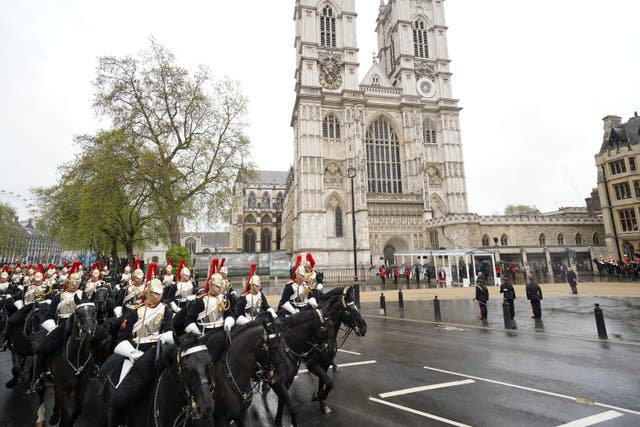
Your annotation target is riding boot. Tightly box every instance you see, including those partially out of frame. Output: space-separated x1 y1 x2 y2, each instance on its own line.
31 353 48 393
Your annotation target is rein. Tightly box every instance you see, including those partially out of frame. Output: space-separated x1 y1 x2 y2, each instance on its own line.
275 309 331 364
65 303 96 376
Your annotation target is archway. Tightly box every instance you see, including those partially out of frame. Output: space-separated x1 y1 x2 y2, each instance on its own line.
383 245 395 266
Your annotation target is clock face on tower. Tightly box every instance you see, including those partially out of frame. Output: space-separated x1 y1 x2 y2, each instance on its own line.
417 77 436 98
320 70 342 90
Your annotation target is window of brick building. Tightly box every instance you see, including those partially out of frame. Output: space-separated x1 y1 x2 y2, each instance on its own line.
618 208 638 232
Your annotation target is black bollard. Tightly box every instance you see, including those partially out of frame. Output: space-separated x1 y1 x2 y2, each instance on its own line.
434 295 441 322
594 303 608 339
502 301 513 329
398 289 404 309
379 293 386 316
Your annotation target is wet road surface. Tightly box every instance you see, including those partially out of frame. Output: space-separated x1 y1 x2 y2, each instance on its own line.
1 296 639 426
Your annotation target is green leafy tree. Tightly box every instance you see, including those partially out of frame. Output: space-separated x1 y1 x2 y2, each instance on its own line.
504 204 540 215
166 246 192 269
93 38 251 246
34 130 155 269
0 202 27 260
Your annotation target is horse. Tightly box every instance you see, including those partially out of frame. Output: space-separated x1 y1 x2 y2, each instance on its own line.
48 294 97 427
5 299 50 391
122 333 215 426
262 308 334 427
0 293 9 351
92 285 111 325
211 320 274 426
307 286 367 414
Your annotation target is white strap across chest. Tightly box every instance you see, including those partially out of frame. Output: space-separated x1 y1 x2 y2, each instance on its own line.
132 304 165 334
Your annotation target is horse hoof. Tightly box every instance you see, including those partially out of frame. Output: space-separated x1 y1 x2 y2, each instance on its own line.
332 365 340 373
35 421 45 427
5 377 17 389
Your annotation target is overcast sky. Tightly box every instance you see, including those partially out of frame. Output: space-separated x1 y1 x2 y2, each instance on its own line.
1 0 638 222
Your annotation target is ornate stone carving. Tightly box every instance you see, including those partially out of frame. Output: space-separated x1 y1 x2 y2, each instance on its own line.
324 162 343 188
319 52 343 74
415 61 437 80
427 166 442 187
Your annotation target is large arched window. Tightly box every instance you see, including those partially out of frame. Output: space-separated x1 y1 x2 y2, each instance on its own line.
275 192 284 210
322 114 341 139
335 206 343 237
481 234 490 247
320 6 336 48
185 237 196 254
423 118 437 144
413 20 429 58
247 192 256 209
261 214 272 224
557 233 564 245
245 214 255 223
575 233 583 245
244 229 256 253
261 228 271 252
539 233 546 246
500 234 508 246
592 232 601 246
262 192 270 209
366 117 402 194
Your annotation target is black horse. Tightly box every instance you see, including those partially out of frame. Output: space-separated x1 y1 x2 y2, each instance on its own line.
262 308 333 427
211 320 273 426
308 286 367 414
48 294 98 427
124 333 215 426
92 286 111 325
0 294 9 351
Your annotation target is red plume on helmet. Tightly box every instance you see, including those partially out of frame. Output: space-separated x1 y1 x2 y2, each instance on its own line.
125 260 131 267
68 260 81 275
134 259 142 271
63 261 69 269
204 258 219 293
141 262 158 303
1 265 8 274
176 259 185 278
219 258 226 270
166 258 173 272
37 263 43 275
244 263 256 295
292 255 301 279
306 253 315 269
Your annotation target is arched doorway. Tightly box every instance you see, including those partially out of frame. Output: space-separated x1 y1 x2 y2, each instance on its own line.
244 229 256 253
383 245 395 266
261 228 271 252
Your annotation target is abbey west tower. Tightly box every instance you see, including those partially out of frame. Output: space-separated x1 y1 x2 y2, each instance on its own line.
286 0 468 267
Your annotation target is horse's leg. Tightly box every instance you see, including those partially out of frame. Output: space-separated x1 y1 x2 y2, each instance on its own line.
71 376 89 425
271 382 298 427
307 364 333 414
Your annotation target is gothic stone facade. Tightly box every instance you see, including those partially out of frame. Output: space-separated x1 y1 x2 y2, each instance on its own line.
284 0 467 267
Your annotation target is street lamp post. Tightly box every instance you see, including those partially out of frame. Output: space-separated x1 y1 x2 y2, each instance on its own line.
347 165 360 307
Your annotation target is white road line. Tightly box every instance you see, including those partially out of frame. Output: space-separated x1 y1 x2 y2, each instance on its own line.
369 397 472 427
379 379 475 398
424 365 640 416
556 410 623 427
337 349 362 355
298 360 377 374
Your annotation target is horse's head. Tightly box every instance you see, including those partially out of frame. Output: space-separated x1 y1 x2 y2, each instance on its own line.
175 333 214 421
73 294 97 339
326 286 367 337
93 286 110 306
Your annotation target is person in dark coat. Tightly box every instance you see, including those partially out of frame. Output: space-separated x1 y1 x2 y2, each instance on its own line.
475 277 489 319
567 267 578 294
499 276 516 319
525 276 543 319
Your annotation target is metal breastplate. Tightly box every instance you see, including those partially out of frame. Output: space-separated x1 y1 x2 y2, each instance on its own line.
0 282 9 293
24 285 39 304
289 283 308 307
124 285 143 307
197 295 224 328
58 290 82 318
85 281 98 298
175 281 193 301
244 292 263 320
162 275 174 286
133 304 165 344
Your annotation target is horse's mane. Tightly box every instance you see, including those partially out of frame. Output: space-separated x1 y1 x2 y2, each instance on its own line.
178 332 201 352
229 319 264 338
322 287 345 300
277 309 319 328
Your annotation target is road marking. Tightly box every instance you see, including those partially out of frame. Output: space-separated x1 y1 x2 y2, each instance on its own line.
297 360 377 374
369 397 472 427
338 349 362 355
423 365 640 416
556 410 623 426
379 379 475 398
363 314 640 346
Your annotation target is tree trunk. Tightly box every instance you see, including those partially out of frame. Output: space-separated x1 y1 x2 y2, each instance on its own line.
110 238 120 273
168 215 181 248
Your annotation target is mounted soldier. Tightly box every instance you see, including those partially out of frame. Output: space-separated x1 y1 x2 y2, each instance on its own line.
117 260 132 290
100 264 113 287
113 259 145 318
58 262 69 286
162 259 195 313
218 258 238 312
235 263 276 325
109 262 174 426
184 258 234 363
161 258 174 287
83 261 102 299
10 263 23 286
278 253 322 315
31 260 84 391
0 265 22 350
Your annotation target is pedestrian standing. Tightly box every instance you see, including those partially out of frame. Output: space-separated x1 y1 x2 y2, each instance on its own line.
499 276 516 319
404 266 410 285
393 267 399 285
380 267 386 288
475 277 489 319
438 267 446 288
427 267 432 287
525 276 543 319
567 267 578 294
415 265 420 285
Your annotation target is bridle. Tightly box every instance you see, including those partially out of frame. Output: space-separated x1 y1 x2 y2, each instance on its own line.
65 302 96 376
274 309 332 365
154 344 212 427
